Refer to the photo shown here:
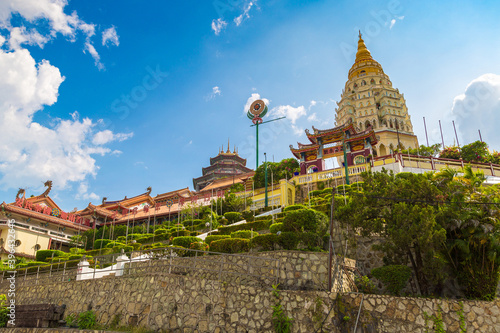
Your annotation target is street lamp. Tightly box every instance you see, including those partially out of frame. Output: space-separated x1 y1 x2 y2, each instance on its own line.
264 152 268 208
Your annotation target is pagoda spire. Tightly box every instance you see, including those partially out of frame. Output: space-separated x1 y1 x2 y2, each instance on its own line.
226 138 231 153
355 30 373 63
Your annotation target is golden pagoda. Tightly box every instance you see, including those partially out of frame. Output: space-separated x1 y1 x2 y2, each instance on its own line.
335 32 418 156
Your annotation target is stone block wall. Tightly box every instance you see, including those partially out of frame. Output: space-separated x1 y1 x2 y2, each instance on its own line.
4 272 499 332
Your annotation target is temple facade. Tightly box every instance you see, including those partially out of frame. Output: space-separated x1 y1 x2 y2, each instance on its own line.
0 184 91 259
192 142 253 191
335 32 418 156
290 123 378 174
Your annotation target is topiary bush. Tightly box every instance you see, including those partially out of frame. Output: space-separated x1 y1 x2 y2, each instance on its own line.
250 234 278 251
209 238 250 253
371 265 411 296
269 223 283 234
93 239 113 249
171 236 202 249
216 220 272 235
35 250 66 262
241 210 254 221
154 228 168 235
205 235 231 245
282 208 328 235
283 204 307 212
224 212 243 223
189 241 209 253
230 230 255 239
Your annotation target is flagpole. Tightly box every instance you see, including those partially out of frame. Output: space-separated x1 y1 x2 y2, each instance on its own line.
439 120 445 149
423 117 429 147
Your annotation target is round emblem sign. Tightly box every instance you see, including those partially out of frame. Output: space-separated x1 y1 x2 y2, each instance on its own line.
250 100 266 117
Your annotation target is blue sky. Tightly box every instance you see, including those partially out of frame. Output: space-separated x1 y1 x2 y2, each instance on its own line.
0 0 499 211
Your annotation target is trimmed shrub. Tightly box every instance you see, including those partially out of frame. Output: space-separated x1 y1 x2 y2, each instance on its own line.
321 187 334 195
282 209 328 235
205 235 231 245
336 184 351 194
224 212 242 223
35 250 66 262
217 220 272 235
241 210 254 221
189 241 209 252
210 238 250 254
171 236 202 249
116 236 126 242
277 232 300 250
371 265 411 296
169 229 190 237
105 241 125 248
85 248 113 256
230 230 255 239
93 239 113 249
250 234 278 251
254 215 273 221
269 223 283 234
283 204 307 212
309 190 324 197
68 254 84 261
154 228 168 235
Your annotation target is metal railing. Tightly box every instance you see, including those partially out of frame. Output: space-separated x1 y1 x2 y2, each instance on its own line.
0 247 280 289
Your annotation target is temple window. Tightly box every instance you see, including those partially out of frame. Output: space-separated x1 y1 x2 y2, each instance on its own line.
361 80 366 86
370 79 375 85
368 92 370 97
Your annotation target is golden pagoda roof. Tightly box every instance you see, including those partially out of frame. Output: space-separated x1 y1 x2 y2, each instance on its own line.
348 31 384 80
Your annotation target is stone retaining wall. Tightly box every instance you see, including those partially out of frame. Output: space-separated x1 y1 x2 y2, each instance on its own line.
4 272 499 332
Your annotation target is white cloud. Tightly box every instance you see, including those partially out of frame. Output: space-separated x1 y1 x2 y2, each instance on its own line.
0 1 109 69
310 100 317 107
243 93 270 114
389 15 404 29
271 105 307 124
92 130 133 145
308 113 318 122
205 86 222 101
102 26 119 47
234 1 255 26
8 27 49 49
75 182 99 201
134 161 148 170
0 48 132 190
84 41 103 70
211 18 227 36
451 73 500 150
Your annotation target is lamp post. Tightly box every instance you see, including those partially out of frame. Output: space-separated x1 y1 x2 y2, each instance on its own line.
264 153 268 208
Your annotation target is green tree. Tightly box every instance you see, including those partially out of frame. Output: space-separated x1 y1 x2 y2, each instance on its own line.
335 170 447 296
253 158 299 188
401 144 441 157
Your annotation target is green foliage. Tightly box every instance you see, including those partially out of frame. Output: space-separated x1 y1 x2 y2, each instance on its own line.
154 228 168 235
282 209 328 235
0 295 8 328
204 235 231 245
250 234 279 251
216 220 272 235
189 241 209 253
354 276 376 294
230 230 254 239
224 212 242 223
309 190 324 197
457 302 467 333
371 265 411 296
269 223 283 234
209 238 250 253
271 284 293 333
93 239 113 249
283 204 306 212
401 144 441 157
35 250 66 262
241 210 254 221
211 192 252 214
461 140 489 163
423 305 445 333
77 310 97 329
65 313 77 328
171 236 202 249
253 158 299 188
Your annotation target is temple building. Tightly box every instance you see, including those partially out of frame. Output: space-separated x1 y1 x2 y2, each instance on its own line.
193 141 253 191
335 32 418 156
0 182 91 259
290 123 378 174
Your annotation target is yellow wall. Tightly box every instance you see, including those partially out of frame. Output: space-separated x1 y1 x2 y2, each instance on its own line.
0 226 51 259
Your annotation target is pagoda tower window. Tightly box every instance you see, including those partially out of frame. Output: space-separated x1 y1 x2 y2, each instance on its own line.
370 78 375 85
361 80 366 86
